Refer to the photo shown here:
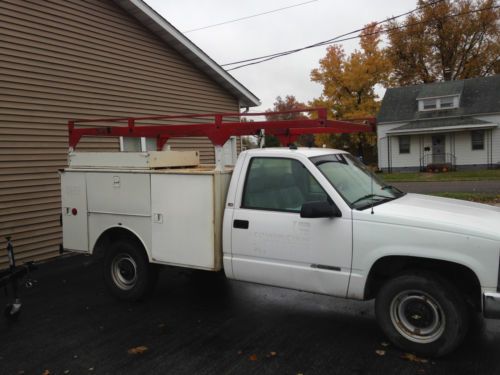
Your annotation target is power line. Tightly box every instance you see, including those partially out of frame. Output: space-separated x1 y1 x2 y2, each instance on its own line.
225 1 499 71
183 0 318 33
222 0 445 68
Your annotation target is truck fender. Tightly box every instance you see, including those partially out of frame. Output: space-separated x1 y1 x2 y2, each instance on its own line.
91 225 152 261
348 246 487 300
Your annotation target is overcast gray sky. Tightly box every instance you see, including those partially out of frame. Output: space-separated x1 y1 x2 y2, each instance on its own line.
145 0 416 111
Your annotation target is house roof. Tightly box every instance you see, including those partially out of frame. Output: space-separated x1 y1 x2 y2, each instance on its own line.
416 80 464 99
378 75 500 124
386 117 497 135
111 0 260 108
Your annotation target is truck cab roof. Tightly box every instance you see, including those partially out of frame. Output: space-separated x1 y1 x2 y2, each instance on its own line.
242 147 347 159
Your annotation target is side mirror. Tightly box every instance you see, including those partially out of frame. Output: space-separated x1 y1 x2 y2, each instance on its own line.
300 201 342 218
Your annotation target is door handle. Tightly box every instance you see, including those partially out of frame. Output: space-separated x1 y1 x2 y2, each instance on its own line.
233 220 249 229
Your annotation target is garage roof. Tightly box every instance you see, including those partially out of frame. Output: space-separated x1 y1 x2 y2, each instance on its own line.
112 0 261 108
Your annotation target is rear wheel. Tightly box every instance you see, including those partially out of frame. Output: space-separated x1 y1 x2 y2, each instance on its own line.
375 271 468 357
103 240 158 301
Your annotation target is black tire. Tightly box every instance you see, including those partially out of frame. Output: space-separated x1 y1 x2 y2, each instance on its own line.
103 240 158 301
375 271 469 357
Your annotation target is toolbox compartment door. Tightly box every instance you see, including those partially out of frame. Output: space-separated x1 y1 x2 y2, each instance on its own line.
61 172 88 252
151 174 216 270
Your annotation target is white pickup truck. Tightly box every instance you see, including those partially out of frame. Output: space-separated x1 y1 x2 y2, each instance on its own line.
61 147 500 357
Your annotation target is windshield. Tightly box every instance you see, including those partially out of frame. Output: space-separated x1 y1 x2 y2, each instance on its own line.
310 153 404 210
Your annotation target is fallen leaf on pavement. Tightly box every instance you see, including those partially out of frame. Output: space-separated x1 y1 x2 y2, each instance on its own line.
375 350 386 356
265 351 278 358
128 346 148 355
237 350 243 355
401 353 428 363
248 354 258 361
41 371 50 375
381 342 389 347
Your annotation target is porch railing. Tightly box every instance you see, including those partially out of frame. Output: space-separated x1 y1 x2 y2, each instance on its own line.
419 153 456 171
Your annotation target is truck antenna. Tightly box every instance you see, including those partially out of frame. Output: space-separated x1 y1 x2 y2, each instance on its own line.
370 169 374 215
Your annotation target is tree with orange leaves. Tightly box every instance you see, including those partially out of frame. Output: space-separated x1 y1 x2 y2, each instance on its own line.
309 23 389 162
386 0 499 85
265 95 314 147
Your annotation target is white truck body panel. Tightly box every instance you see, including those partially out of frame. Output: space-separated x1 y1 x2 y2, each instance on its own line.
347 193 500 298
61 164 232 271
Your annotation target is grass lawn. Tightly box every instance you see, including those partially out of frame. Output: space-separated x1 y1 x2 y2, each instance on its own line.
429 192 500 204
380 169 500 182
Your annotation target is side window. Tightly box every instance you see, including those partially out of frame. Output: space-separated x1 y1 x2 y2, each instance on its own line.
242 157 329 212
121 137 157 152
471 130 484 150
399 135 410 154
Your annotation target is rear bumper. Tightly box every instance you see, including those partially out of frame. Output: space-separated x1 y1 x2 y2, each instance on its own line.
483 292 500 319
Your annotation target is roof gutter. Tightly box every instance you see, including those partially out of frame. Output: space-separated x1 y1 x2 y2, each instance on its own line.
386 123 498 136
377 111 500 125
113 0 261 108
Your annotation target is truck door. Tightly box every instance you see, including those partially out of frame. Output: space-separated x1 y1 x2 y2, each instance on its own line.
230 156 352 297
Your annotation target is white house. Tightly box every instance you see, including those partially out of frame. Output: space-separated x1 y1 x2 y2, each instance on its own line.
377 75 500 172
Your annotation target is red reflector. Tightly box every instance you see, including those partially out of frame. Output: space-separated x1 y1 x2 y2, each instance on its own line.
71 208 78 215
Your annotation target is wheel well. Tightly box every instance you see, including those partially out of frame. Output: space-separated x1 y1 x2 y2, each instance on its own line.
93 227 146 259
365 256 482 311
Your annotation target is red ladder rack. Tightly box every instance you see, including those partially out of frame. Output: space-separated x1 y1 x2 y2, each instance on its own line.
68 108 375 151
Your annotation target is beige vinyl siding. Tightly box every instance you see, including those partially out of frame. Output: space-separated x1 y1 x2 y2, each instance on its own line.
0 0 240 266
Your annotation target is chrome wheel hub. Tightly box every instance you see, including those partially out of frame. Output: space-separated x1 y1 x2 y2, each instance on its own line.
111 253 138 290
390 290 445 343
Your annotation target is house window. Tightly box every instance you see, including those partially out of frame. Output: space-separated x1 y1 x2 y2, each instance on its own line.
419 96 459 111
399 135 410 154
121 137 142 152
422 99 437 110
471 130 484 150
439 96 454 108
120 137 156 152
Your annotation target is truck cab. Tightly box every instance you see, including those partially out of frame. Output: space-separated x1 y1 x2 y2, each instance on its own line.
223 148 371 297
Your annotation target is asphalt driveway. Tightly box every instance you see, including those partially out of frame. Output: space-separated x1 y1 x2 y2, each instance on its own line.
1 255 500 375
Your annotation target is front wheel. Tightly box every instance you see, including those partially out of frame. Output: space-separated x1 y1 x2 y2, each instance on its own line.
375 272 469 357
103 240 158 301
